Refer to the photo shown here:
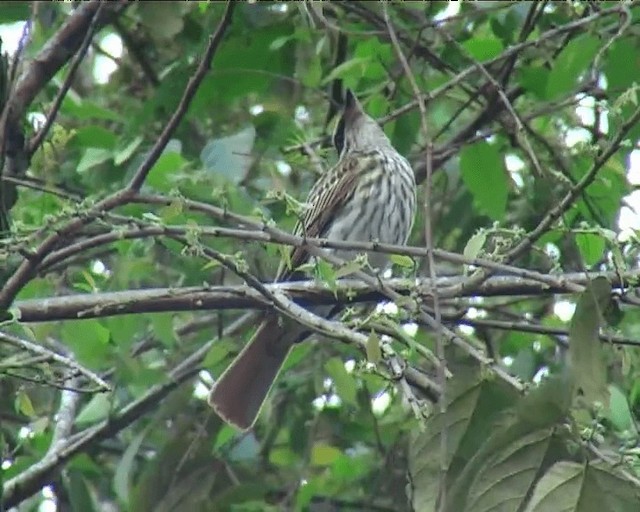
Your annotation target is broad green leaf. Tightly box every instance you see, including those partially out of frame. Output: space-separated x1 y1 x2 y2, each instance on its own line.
390 254 414 268
324 357 357 406
75 393 112 425
568 276 611 406
191 24 294 108
518 66 550 99
114 430 147 505
213 425 237 452
269 446 298 467
115 136 144 166
321 57 370 86
0 4 29 22
15 389 36 418
575 233 605 266
462 37 504 61
460 141 508 220
62 97 122 121
150 314 175 347
301 54 322 87
606 384 636 434
465 428 557 512
546 35 600 99
203 340 232 368
524 462 640 512
65 471 98 512
77 148 112 174
604 39 638 90
62 319 111 368
310 443 342 467
409 371 519 512
315 259 337 291
516 374 572 428
146 152 187 192
73 126 118 150
365 330 382 364
463 231 487 260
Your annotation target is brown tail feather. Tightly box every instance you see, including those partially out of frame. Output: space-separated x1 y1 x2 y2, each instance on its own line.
208 316 297 430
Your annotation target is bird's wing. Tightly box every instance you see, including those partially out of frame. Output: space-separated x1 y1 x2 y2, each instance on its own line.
276 153 363 281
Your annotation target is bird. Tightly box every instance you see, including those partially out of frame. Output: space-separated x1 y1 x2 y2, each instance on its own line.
208 90 417 430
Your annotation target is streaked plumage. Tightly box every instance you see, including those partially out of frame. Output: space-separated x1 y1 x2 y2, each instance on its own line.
208 90 416 430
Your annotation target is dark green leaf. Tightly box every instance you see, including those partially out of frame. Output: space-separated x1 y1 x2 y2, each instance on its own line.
569 276 612 406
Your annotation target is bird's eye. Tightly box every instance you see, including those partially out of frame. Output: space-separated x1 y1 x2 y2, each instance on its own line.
333 116 346 155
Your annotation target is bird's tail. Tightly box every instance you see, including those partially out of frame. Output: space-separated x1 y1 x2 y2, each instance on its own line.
207 315 295 430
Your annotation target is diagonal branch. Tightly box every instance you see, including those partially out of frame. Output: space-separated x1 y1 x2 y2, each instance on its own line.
0 2 236 312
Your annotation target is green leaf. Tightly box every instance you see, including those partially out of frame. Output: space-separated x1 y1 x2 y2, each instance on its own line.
568 276 611 406
465 428 558 512
409 371 519 512
518 66 550 100
203 340 232 368
525 462 640 512
334 258 365 279
150 314 175 347
114 431 147 505
315 259 337 291
301 56 322 88
146 151 187 192
390 254 414 269
321 57 370 86
310 443 342 466
66 471 98 512
546 35 600 99
605 39 638 90
324 357 358 406
463 231 487 260
460 141 508 220
0 4 29 22
62 319 111 368
462 37 504 61
115 136 144 166
575 233 605 266
269 446 298 467
62 97 122 121
213 425 237 452
606 384 636 434
75 393 112 425
516 374 573 427
77 148 112 174
15 389 36 418
73 126 118 150
365 331 382 364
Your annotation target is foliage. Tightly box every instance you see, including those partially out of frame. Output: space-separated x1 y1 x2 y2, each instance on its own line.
1 2 640 511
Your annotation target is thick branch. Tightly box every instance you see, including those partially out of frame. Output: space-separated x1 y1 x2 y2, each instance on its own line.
12 271 637 323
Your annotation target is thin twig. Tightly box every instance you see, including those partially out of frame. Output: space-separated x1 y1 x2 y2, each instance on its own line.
126 2 236 192
28 4 105 157
1 311 253 508
0 331 110 391
0 2 235 311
